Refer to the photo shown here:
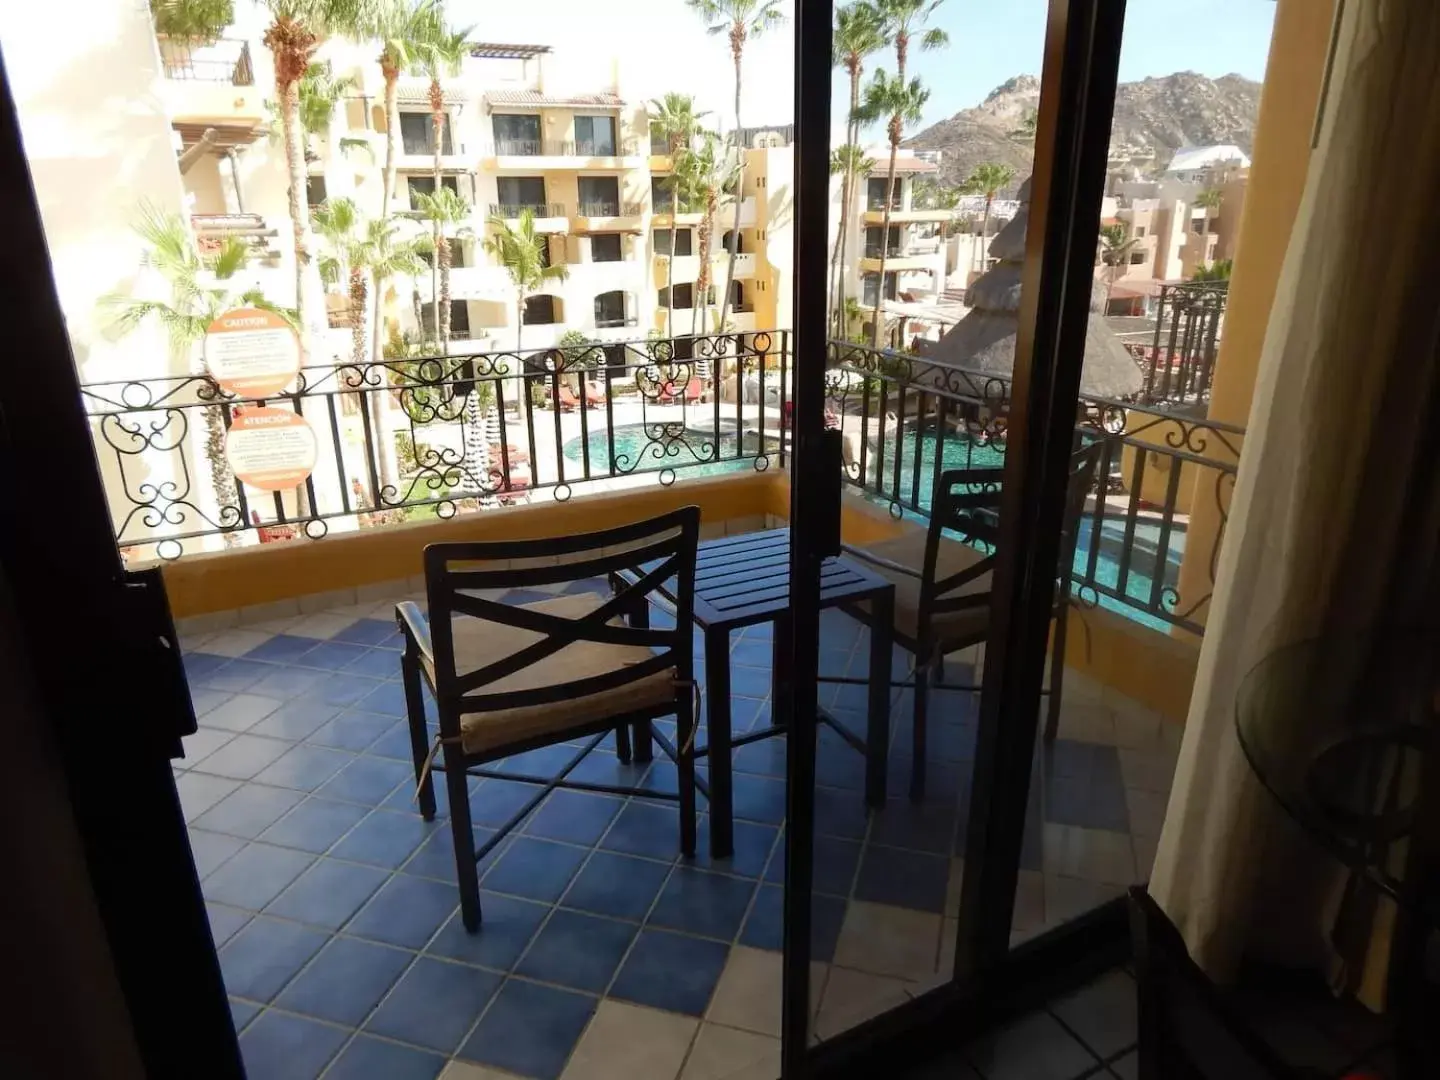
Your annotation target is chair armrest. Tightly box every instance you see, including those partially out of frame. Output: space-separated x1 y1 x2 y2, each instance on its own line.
394 601 433 661
840 542 922 580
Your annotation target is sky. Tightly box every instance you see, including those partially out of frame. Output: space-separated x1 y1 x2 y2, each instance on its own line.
452 0 1277 140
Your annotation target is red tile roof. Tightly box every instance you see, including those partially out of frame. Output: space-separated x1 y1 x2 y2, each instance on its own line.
485 90 624 109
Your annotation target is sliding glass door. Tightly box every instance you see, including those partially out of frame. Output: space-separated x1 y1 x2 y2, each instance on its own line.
781 1 1131 1074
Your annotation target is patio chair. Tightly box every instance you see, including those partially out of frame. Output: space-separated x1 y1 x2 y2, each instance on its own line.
1129 887 1326 1080
841 441 1101 799
557 385 581 412
583 380 606 408
396 506 701 932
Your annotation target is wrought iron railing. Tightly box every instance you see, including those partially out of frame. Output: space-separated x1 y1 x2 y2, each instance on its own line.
157 39 254 85
863 244 907 259
82 332 788 562
488 138 640 157
577 201 645 218
487 202 567 220
1127 281 1228 409
825 341 1244 635
81 327 1242 632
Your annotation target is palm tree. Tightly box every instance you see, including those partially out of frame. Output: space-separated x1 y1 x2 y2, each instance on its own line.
357 217 426 493
1193 186 1223 261
483 209 569 357
650 93 707 334
829 143 873 334
675 132 737 336
854 70 929 346
1098 221 1139 309
1190 258 1232 283
962 161 1016 273
413 186 472 347
831 2 886 333
686 0 787 329
258 0 371 361
150 0 235 41
312 195 368 367
103 204 294 540
368 0 440 220
873 0 949 75
414 20 470 311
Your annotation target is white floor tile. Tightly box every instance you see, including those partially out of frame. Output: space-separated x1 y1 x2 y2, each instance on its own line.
203 628 274 658
813 967 910 1041
679 1023 780 1080
833 901 943 981
559 1000 697 1080
1043 824 1136 886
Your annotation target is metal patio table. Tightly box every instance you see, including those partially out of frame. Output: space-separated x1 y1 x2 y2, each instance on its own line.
615 528 895 858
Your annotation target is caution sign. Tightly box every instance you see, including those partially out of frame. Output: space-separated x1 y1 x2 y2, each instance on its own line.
204 307 300 398
226 407 318 491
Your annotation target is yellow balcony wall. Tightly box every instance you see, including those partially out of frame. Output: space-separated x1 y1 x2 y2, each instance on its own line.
861 207 954 226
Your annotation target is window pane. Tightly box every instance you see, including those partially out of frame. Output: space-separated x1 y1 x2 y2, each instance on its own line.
592 234 623 262
493 113 540 153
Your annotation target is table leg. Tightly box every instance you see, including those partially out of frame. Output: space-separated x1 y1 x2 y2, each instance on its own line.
866 590 894 807
705 627 734 859
772 613 792 731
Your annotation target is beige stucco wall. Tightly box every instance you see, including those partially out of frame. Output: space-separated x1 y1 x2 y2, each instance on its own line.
1 1 192 383
1171 0 1339 632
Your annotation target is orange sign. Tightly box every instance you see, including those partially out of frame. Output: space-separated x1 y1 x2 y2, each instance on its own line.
204 306 300 397
226 407 318 491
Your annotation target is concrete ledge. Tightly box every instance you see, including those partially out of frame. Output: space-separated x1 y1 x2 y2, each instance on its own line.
162 470 780 618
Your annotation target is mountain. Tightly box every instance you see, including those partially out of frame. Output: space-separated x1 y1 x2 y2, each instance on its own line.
904 72 1262 192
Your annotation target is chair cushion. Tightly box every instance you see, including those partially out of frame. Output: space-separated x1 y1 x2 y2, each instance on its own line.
423 593 678 755
854 529 994 651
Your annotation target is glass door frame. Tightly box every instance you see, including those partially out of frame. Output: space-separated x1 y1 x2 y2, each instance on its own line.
781 0 1133 1076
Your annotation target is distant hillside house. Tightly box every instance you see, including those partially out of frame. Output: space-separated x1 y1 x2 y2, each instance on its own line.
1163 144 1252 183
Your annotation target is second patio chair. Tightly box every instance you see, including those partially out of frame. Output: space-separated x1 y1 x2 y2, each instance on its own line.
842 441 1101 799
396 506 700 933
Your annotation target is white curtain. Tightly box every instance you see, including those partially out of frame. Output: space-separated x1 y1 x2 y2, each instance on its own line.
1149 0 1440 1006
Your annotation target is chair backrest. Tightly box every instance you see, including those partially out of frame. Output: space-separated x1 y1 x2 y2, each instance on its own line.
924 439 1103 607
422 506 699 720
1129 887 1311 1080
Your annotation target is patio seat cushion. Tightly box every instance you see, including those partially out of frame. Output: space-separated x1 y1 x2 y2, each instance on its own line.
423 593 677 755
853 529 994 651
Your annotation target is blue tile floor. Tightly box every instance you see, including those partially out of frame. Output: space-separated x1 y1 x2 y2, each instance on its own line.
175 582 1180 1080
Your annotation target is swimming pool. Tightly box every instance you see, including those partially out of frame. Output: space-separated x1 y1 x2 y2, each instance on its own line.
561 422 779 480
859 427 1184 632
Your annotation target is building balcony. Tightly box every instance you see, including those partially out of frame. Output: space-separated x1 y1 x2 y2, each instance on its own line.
858 250 940 273
726 195 759 228
413 265 515 303
155 37 265 124
729 252 758 279
651 206 705 228
571 202 645 233
655 251 756 286
485 203 570 232
861 206 954 225
480 138 645 171
652 253 700 284
190 213 283 265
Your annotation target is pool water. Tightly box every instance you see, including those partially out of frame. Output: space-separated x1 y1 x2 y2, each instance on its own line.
562 422 777 479
862 427 1183 632
563 421 1185 632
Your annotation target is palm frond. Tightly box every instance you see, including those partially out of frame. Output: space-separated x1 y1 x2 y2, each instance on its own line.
208 236 251 279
